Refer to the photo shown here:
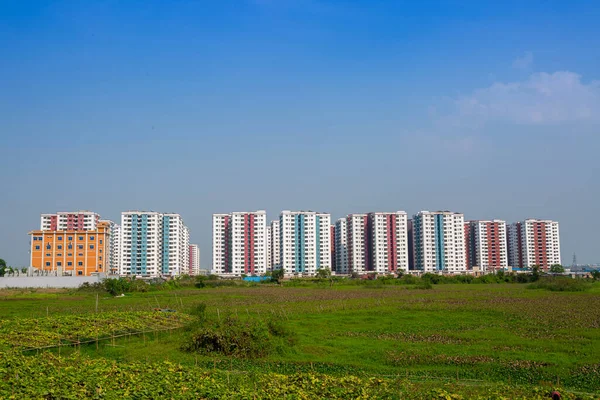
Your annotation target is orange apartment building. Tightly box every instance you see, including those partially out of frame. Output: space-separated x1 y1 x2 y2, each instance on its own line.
29 221 110 276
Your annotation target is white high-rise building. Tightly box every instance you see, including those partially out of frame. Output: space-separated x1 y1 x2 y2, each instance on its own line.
119 211 190 277
41 211 101 231
347 214 368 274
270 220 281 271
507 219 561 270
189 244 200 275
344 212 408 274
369 212 409 273
334 218 348 274
465 220 508 272
412 211 466 273
279 211 331 276
101 219 120 275
212 211 267 276
266 225 272 272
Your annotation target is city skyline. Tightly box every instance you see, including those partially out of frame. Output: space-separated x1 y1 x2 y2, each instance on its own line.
3 206 584 269
1 1 599 267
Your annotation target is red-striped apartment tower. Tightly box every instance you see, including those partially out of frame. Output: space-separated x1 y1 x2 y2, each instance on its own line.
40 211 101 231
345 212 409 274
465 220 508 272
212 211 267 276
507 219 561 270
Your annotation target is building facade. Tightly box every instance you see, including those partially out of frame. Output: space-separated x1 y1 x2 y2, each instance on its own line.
188 244 200 275
119 211 190 277
334 218 348 274
101 219 120 274
212 211 267 276
270 220 281 271
412 211 466 273
507 219 561 270
344 212 409 274
29 221 110 276
465 220 508 271
346 214 368 274
40 211 101 231
279 211 331 275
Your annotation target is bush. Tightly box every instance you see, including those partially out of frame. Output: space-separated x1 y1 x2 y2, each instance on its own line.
104 278 131 296
414 280 433 290
397 274 419 285
527 277 591 292
182 315 295 358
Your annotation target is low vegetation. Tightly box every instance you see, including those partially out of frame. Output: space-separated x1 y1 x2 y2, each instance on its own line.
527 277 592 292
0 281 598 398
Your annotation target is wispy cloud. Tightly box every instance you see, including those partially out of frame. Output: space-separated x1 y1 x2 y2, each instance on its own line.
512 51 533 70
451 71 600 126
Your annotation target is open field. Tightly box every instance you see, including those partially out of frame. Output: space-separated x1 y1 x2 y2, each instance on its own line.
0 282 599 398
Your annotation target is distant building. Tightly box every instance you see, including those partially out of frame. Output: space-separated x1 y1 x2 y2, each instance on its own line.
119 211 189 277
334 218 348 274
212 211 267 276
330 225 336 272
412 211 466 273
344 212 409 274
29 220 110 276
507 219 561 270
465 220 508 272
279 211 331 275
101 219 120 275
40 211 101 231
189 244 200 275
270 220 281 271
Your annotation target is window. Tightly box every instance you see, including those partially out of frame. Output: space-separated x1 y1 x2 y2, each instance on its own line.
57 262 62 266
78 262 83 266
68 262 72 266
68 244 73 249
79 236 84 241
78 245 83 250
78 271 83 276
57 245 62 250
46 244 51 250
68 236 73 241
58 237 62 241
35 246 40 250
89 236 94 240
99 240 103 244
90 245 94 249
46 262 50 266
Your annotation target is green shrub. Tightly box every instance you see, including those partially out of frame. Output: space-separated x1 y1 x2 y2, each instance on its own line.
414 280 433 290
527 277 591 292
182 315 295 358
104 278 131 296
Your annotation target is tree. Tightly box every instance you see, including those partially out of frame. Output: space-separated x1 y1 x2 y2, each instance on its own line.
531 265 540 282
590 270 600 281
0 258 6 277
550 264 565 274
272 269 284 285
315 268 331 280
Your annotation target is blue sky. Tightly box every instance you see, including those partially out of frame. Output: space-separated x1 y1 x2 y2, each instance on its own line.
1 0 599 267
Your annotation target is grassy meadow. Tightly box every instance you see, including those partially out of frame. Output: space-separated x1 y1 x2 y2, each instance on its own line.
0 280 599 398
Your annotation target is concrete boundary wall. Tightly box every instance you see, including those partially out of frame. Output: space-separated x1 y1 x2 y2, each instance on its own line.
0 274 107 288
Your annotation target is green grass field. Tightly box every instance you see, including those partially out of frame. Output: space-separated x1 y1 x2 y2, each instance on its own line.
0 282 599 398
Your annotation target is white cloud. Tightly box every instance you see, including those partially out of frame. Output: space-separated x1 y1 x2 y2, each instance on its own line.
452 71 600 126
512 51 533 70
